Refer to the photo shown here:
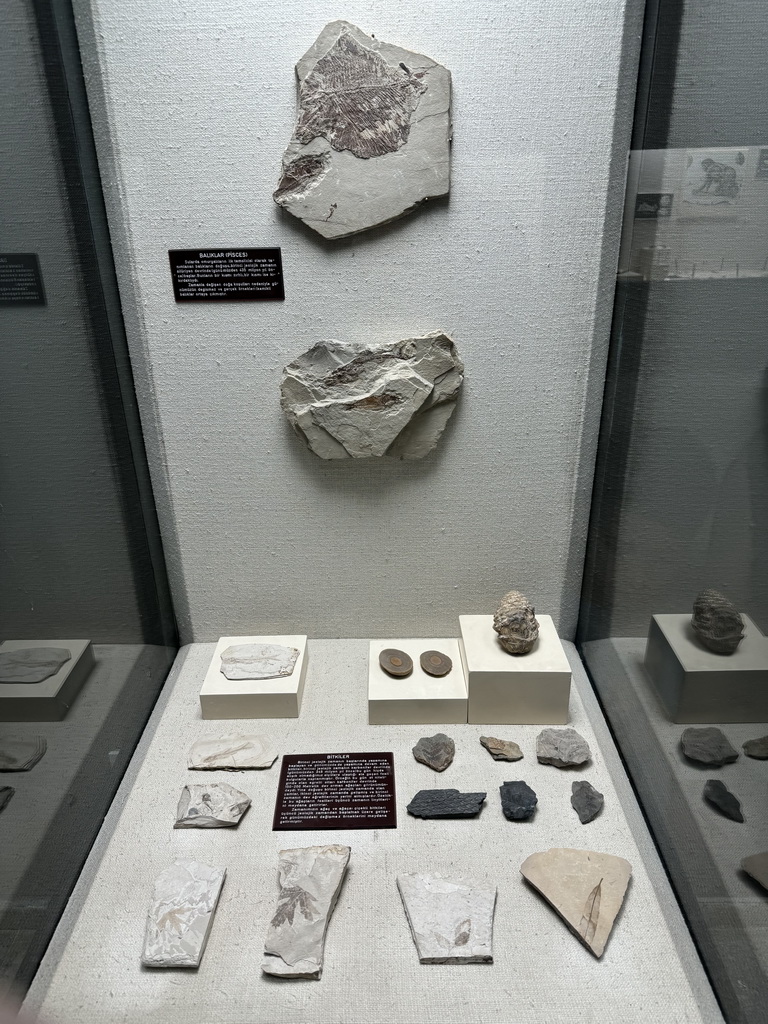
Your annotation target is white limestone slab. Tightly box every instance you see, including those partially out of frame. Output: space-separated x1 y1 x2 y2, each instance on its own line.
174 782 251 828
0 639 94 722
220 642 299 680
187 734 277 770
199 635 307 719
459 615 571 724
141 859 225 968
368 638 467 725
262 845 350 979
397 873 496 963
644 614 768 722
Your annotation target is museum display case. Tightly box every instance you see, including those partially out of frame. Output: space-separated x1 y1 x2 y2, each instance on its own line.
0 0 178 1003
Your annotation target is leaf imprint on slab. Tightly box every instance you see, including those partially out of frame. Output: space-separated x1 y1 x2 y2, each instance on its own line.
579 878 603 945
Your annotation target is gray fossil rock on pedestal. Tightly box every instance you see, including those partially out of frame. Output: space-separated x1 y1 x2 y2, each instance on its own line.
397 873 496 963
187 734 278 771
743 735 768 759
413 732 455 772
493 591 539 654
0 736 47 772
273 21 451 240
691 589 744 654
703 779 744 821
281 333 463 460
0 647 71 683
262 845 350 979
741 851 768 892
142 859 226 967
536 728 591 768
521 848 632 958
571 781 604 824
174 782 251 828
479 735 523 761
219 643 299 680
499 780 537 821
681 727 738 766
406 789 486 819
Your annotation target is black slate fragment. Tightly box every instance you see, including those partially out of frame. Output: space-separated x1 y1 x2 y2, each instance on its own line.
406 789 486 819
499 780 537 821
681 727 738 766
703 779 744 822
570 780 604 824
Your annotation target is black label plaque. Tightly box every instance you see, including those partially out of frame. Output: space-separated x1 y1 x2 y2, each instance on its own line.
168 248 284 302
273 752 397 831
0 254 45 306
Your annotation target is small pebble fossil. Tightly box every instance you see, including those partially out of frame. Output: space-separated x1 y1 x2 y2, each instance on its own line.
412 733 455 772
691 589 744 654
379 648 413 677
419 650 452 677
493 590 539 654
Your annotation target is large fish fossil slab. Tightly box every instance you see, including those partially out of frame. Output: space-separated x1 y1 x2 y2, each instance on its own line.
273 21 451 239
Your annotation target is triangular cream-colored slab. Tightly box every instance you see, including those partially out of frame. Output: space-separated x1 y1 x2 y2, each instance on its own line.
521 848 631 958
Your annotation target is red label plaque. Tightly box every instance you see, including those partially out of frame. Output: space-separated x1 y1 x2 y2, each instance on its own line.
272 752 397 831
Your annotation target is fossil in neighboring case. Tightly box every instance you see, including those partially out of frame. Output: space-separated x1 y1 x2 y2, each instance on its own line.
273 21 451 240
680 726 738 766
691 589 745 654
703 779 744 821
397 873 496 963
493 590 540 654
0 786 14 815
743 734 768 759
142 859 226 968
0 736 47 772
521 848 632 958
262 845 350 979
0 647 71 684
741 851 768 892
281 333 463 460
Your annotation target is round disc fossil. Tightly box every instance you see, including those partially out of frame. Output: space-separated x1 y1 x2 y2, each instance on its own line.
420 650 452 677
379 648 413 677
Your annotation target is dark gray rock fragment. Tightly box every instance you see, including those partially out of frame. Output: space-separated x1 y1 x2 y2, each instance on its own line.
0 786 14 815
536 728 591 768
691 589 744 654
743 735 768 759
406 789 486 819
703 779 744 822
499 781 537 821
571 781 604 824
681 727 738 766
412 733 455 772
0 737 47 772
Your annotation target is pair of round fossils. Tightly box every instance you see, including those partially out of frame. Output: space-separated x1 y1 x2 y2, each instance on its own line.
379 648 452 678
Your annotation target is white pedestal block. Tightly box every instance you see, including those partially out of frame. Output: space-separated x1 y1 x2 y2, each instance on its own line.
459 615 571 725
0 639 94 722
368 638 467 725
199 635 308 719
644 614 768 723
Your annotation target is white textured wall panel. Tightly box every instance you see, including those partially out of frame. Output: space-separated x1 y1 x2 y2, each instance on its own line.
73 0 642 642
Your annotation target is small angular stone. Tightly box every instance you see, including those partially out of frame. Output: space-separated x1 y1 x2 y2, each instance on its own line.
0 737 47 772
380 648 413 677
420 650 452 677
219 643 299 680
262 845 350 979
0 787 14 815
703 779 744 822
174 782 251 828
187 734 278 771
479 735 523 761
493 590 539 654
499 780 537 821
743 735 768 759
521 848 632 958
397 874 496 963
142 859 226 967
571 781 604 824
681 727 738 766
0 647 71 684
691 589 744 654
536 728 591 768
741 852 768 892
406 789 486 819
412 733 455 772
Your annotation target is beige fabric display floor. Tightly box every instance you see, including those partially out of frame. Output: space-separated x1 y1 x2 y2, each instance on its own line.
25 641 723 1024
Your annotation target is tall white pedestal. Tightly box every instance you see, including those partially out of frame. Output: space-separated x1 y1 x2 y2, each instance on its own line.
459 615 571 724
368 638 467 725
644 613 768 723
0 639 94 722
199 635 308 719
